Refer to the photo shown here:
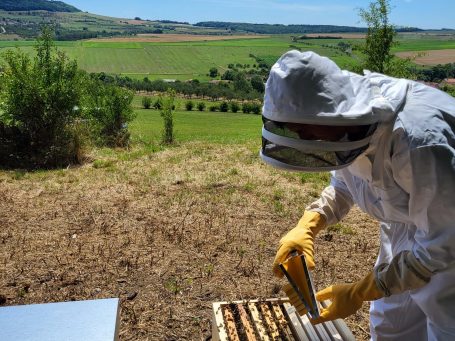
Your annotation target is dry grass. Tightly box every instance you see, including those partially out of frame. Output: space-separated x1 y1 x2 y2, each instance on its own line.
0 141 379 340
304 33 366 39
89 34 268 43
396 49 455 65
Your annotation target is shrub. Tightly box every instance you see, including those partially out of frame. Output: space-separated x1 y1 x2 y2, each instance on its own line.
219 101 229 112
242 102 252 114
142 96 152 109
0 27 85 168
209 105 218 112
185 100 194 111
251 102 262 115
160 89 175 144
153 98 163 110
230 102 240 113
84 79 136 147
197 102 206 111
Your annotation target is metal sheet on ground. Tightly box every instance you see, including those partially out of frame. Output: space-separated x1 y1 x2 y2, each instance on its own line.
0 298 119 341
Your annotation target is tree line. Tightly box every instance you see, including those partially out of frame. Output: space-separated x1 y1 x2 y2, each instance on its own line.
0 0 80 13
194 21 422 35
95 66 266 102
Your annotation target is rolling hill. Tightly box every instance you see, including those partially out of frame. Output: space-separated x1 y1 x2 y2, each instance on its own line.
0 0 80 13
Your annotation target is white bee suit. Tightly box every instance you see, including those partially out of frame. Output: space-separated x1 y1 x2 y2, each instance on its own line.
306 72 455 339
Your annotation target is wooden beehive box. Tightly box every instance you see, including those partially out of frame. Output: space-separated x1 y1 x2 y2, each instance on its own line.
212 298 355 341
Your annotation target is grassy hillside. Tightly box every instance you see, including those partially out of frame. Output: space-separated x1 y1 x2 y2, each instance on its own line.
0 36 361 80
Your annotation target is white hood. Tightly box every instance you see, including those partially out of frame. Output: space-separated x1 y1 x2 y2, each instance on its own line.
262 50 402 126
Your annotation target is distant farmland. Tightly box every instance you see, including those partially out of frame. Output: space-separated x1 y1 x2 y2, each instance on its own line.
1 33 454 80
0 35 359 80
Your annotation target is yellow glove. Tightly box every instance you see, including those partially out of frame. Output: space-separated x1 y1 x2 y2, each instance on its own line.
311 271 383 324
272 211 326 277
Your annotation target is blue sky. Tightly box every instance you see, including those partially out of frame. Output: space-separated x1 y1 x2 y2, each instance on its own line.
64 0 454 30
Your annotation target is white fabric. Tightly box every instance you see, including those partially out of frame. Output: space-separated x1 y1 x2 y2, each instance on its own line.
263 50 396 125
279 52 455 338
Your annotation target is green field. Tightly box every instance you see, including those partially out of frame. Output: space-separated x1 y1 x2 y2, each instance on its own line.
1 33 454 81
130 108 262 144
0 36 360 80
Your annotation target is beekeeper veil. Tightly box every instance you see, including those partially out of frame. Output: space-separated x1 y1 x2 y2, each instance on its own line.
260 50 395 172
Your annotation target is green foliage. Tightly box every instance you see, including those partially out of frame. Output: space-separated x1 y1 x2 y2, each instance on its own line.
84 79 135 147
442 85 455 97
209 67 218 78
219 101 229 112
0 0 81 12
250 75 265 93
221 69 236 81
142 96 152 109
233 73 253 93
185 100 194 111
0 27 136 168
153 98 163 110
251 102 262 115
359 0 395 73
0 27 84 168
197 102 206 111
230 102 240 113
209 105 218 112
195 21 368 34
160 89 175 144
242 102 252 114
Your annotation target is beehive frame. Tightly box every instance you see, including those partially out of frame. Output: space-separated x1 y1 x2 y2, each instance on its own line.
212 298 355 341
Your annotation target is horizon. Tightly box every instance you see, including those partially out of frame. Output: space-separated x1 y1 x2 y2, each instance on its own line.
63 0 454 30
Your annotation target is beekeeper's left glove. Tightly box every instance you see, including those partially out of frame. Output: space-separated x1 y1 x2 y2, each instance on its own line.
311 271 383 324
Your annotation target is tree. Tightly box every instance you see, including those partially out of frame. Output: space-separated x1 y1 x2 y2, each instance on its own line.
0 26 84 168
250 75 265 93
160 89 175 144
358 0 395 73
84 79 135 147
209 67 219 78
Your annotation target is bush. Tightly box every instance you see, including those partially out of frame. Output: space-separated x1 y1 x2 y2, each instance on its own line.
219 101 229 112
209 67 218 78
185 100 194 111
0 27 84 168
197 102 206 111
153 98 163 110
84 79 136 147
242 102 252 114
142 96 152 109
251 102 262 115
230 102 240 113
209 105 218 112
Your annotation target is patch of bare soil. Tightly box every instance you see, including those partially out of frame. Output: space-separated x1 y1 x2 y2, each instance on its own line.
396 49 455 65
0 142 379 340
89 34 268 43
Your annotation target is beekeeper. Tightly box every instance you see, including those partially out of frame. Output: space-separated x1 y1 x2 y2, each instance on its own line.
262 50 455 340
